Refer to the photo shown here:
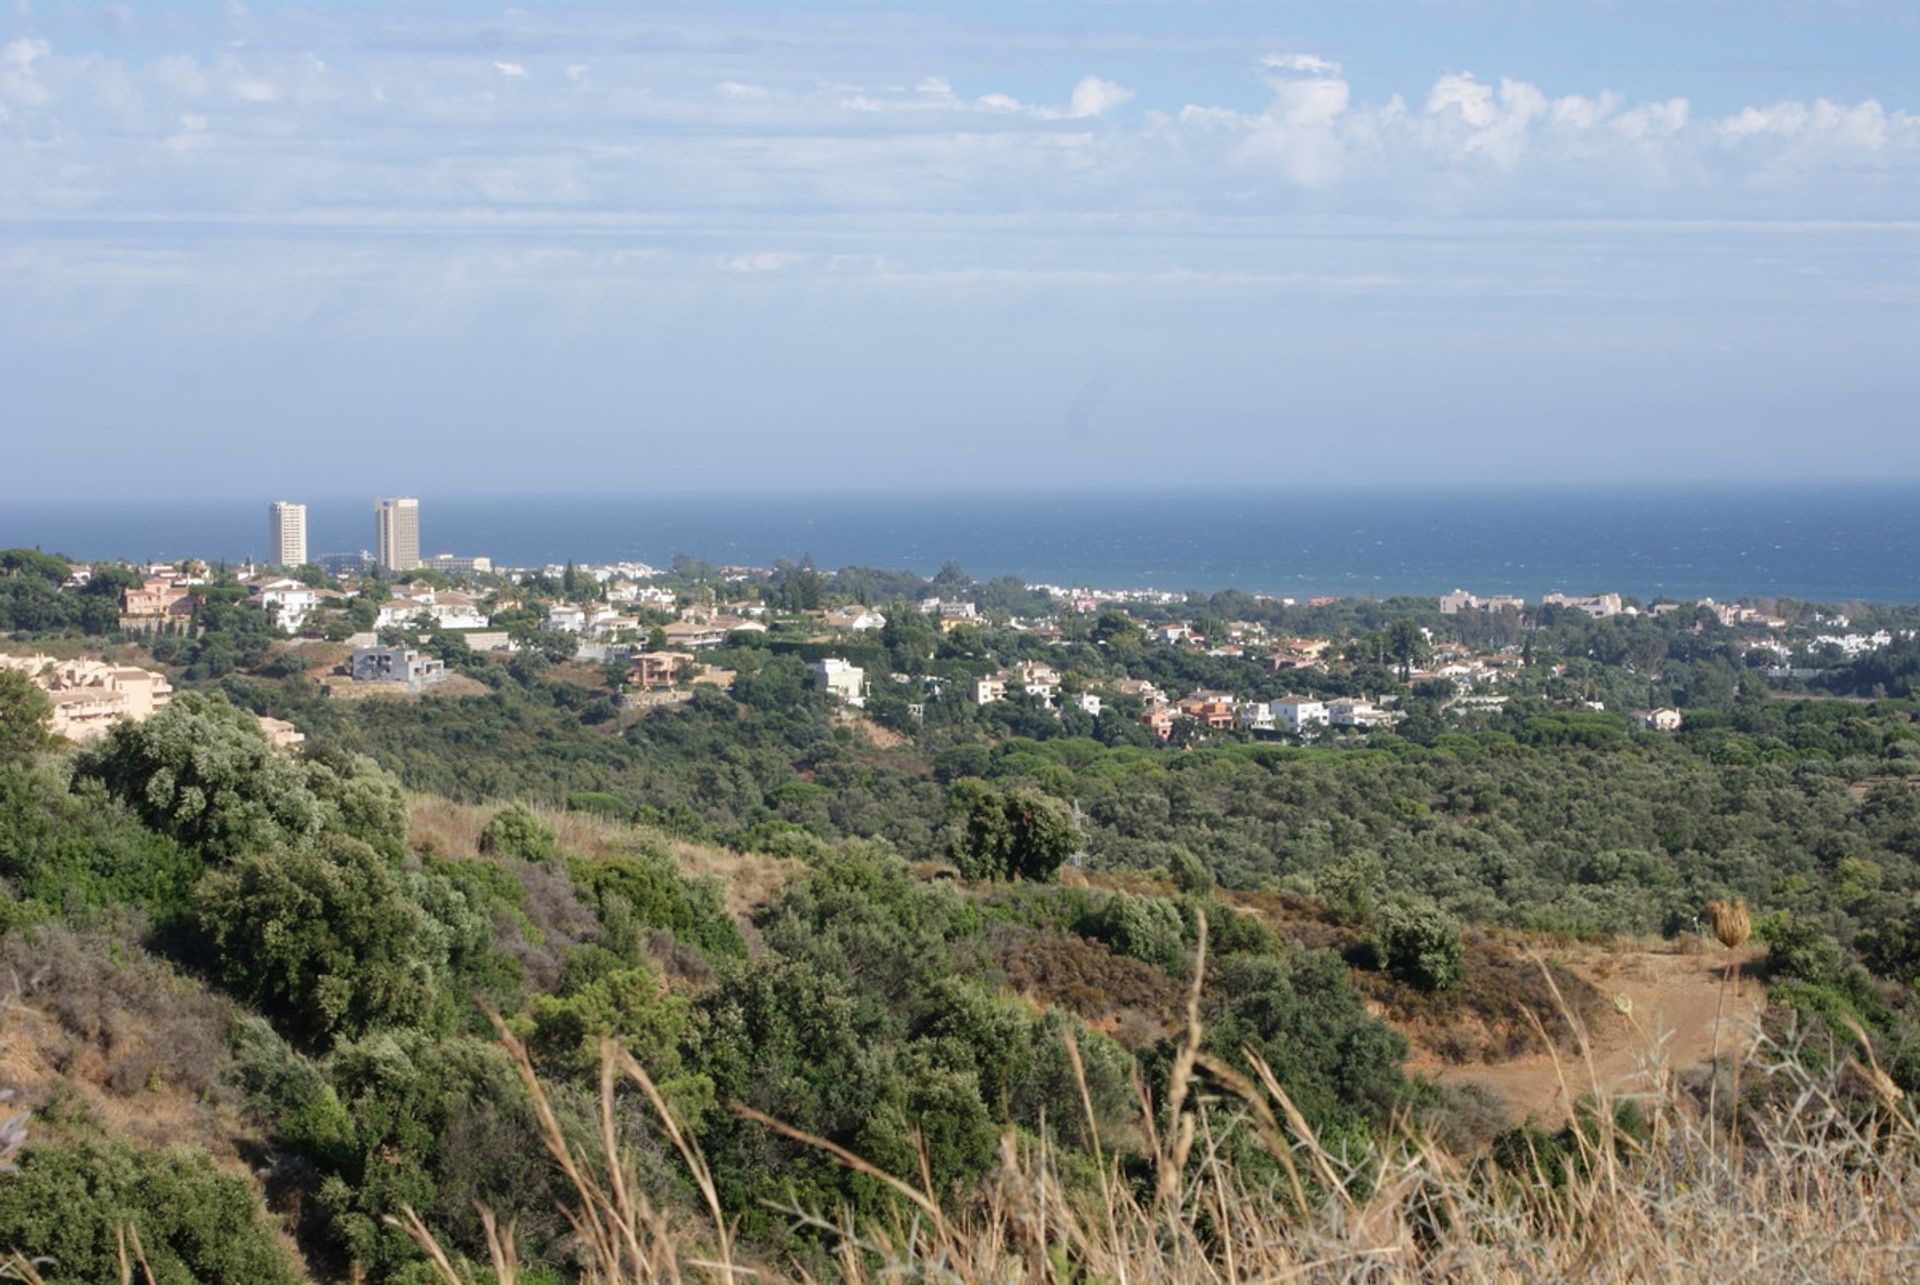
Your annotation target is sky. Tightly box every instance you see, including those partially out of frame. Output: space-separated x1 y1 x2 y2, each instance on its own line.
1 1 1916 499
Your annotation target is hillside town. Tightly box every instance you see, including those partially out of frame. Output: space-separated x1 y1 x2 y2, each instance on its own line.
6 499 1916 751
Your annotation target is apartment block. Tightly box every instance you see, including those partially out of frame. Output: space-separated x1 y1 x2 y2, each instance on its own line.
269 501 308 567
374 497 422 573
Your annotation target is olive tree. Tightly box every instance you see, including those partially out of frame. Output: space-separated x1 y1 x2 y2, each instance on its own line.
78 692 320 859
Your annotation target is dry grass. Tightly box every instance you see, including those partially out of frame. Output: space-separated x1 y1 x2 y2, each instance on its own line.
405 795 803 919
397 920 1920 1284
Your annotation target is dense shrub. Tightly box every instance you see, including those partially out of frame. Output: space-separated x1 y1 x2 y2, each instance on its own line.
227 1014 355 1169
479 803 557 861
949 780 1079 882
77 692 321 859
0 1137 301 1284
522 963 709 1114
1079 890 1187 973
196 834 493 1045
305 750 411 859
1194 948 1411 1146
1374 899 1466 992
0 668 49 763
316 1031 560 1275
691 957 893 1233
0 763 202 925
567 851 745 961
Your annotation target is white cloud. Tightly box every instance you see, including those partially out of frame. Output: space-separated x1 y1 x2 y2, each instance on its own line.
1068 75 1131 119
1427 72 1498 128
1262 53 1341 77
0 36 51 107
1420 72 1551 169
0 12 1911 235
1613 98 1689 138
718 251 807 273
165 113 209 152
1549 92 1618 130
1720 98 1888 150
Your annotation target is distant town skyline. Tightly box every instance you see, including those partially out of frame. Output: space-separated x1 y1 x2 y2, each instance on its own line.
2 1 1917 499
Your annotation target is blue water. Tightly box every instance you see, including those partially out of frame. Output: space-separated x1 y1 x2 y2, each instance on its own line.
2 486 1917 605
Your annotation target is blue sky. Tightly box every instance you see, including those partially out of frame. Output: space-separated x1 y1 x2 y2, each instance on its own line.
2 1 1916 498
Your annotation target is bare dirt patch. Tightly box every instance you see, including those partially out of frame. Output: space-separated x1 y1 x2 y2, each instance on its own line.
848 716 910 749
321 672 490 700
1411 941 1766 1124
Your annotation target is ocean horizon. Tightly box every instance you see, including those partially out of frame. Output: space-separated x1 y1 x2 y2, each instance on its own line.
3 485 1917 606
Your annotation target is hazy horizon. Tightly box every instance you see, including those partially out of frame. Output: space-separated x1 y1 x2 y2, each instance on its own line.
7 486 1919 604
3 1 1917 500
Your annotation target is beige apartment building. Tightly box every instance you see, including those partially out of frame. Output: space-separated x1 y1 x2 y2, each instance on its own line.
269 500 308 567
0 654 174 743
375 497 421 572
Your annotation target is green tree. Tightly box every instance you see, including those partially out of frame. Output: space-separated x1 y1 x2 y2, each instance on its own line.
0 668 51 763
949 781 1079 882
479 802 557 861
523 964 710 1114
1374 898 1465 991
196 834 490 1045
306 749 410 859
1386 618 1431 680
1196 949 1410 1142
76 692 321 859
879 596 938 671
0 547 70 586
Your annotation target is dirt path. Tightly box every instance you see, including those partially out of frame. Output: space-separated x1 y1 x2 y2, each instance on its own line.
1410 943 1766 1123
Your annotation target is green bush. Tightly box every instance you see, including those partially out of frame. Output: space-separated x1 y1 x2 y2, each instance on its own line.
1194 948 1410 1143
479 803 557 861
1375 899 1465 992
522 964 711 1117
1166 844 1214 896
76 691 321 860
0 763 202 925
948 780 1079 882
1079 891 1186 973
318 1031 561 1275
0 1137 301 1284
196 835 493 1045
306 750 411 860
566 791 634 822
0 668 49 763
227 1014 356 1169
567 852 745 960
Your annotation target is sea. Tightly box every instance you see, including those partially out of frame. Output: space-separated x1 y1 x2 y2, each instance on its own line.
3 486 1917 605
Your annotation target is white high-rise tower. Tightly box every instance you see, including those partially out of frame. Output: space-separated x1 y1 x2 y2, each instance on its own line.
375 497 421 573
268 501 308 567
